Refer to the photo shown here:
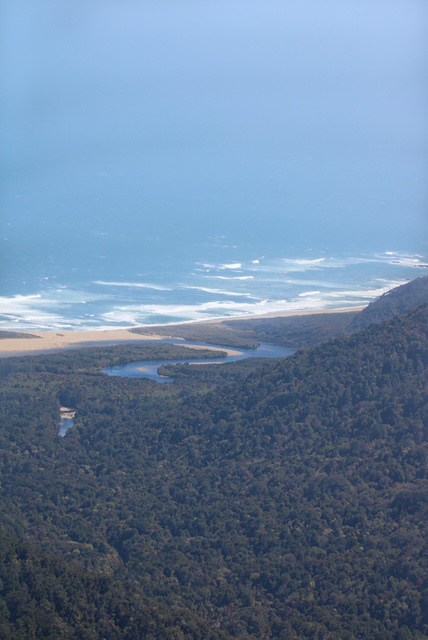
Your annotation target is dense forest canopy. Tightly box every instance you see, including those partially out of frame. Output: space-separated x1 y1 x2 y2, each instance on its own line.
0 288 427 637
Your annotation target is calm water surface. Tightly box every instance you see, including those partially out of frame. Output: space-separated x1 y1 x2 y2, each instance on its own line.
103 342 295 383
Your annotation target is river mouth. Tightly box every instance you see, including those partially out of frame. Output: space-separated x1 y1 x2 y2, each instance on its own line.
103 341 295 383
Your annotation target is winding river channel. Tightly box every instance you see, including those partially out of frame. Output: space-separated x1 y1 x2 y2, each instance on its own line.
60 341 294 436
103 341 295 383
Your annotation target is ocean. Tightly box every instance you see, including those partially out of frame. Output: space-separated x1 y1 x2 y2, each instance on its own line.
1 1 427 332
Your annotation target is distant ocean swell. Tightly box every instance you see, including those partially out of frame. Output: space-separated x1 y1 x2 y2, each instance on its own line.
1 251 426 332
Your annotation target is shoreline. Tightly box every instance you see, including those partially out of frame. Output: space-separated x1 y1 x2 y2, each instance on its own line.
0 306 364 358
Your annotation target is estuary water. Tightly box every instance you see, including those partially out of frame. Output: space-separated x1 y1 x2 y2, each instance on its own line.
1 1 427 332
103 341 295 383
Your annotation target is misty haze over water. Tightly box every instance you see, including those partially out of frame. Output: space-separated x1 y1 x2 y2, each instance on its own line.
1 1 427 331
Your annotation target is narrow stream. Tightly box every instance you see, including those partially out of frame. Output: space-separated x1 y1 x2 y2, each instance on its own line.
59 418 74 437
59 407 76 437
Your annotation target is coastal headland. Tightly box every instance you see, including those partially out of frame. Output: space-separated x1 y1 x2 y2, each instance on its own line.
0 307 364 357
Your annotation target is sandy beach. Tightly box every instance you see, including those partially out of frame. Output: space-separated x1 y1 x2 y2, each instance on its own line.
0 306 364 358
0 328 170 357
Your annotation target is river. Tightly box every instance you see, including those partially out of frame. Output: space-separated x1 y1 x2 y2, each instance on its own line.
103 341 295 383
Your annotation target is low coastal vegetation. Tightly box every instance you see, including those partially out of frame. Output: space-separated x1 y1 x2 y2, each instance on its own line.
0 280 427 638
130 310 360 350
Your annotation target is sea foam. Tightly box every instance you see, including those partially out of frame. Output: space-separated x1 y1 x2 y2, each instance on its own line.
0 250 425 332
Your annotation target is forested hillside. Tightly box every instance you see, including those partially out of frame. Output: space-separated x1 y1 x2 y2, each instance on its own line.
0 306 427 638
347 276 428 333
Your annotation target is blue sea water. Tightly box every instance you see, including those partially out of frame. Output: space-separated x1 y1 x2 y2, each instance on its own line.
1 1 427 332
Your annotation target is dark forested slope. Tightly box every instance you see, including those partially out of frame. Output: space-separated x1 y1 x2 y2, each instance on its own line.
347 276 428 333
0 306 427 638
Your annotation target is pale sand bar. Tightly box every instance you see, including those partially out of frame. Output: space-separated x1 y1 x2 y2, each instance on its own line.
0 307 364 358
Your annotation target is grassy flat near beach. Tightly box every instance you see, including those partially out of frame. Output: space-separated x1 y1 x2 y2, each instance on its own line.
130 308 362 349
